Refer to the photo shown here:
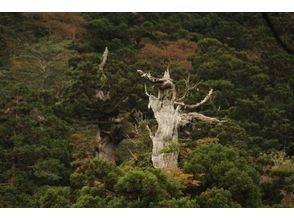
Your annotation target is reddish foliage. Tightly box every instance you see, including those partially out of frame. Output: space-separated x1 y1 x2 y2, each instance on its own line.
138 39 197 69
196 137 219 145
37 13 86 41
166 168 200 187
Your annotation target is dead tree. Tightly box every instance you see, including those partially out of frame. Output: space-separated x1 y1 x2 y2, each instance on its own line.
95 47 128 163
138 68 224 169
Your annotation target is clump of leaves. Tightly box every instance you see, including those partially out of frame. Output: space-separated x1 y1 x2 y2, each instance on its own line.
164 168 200 187
160 142 183 154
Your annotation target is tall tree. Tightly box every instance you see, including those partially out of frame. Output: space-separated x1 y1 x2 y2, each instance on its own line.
138 68 224 169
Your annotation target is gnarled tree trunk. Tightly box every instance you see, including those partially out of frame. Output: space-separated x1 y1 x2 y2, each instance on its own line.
96 128 116 162
95 118 123 163
138 68 223 169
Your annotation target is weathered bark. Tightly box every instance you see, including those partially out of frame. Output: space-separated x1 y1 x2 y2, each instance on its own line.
95 47 117 163
94 48 132 164
139 68 179 169
138 68 223 169
95 114 129 164
95 127 116 163
99 47 109 71
147 95 180 169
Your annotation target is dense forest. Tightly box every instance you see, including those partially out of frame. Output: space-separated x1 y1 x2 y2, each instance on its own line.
0 12 293 208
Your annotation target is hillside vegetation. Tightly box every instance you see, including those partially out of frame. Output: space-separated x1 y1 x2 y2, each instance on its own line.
0 12 293 207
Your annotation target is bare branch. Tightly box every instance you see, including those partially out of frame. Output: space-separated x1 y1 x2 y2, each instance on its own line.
146 124 154 138
137 70 165 83
175 89 214 109
144 84 150 97
139 68 176 100
177 75 199 101
99 47 109 71
180 111 222 126
112 116 125 124
95 127 102 143
95 90 110 101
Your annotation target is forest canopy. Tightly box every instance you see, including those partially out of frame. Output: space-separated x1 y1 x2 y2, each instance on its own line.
0 12 293 208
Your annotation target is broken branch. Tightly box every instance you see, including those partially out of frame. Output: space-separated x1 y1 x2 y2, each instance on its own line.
180 111 222 126
177 75 199 101
137 70 165 83
176 89 213 109
99 47 109 71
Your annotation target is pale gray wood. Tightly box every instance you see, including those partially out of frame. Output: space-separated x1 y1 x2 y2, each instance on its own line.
138 68 223 169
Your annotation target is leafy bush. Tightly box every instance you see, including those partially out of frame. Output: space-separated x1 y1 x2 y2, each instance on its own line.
184 143 262 207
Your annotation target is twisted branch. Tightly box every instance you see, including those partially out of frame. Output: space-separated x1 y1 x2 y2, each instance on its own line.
180 111 223 126
144 84 150 97
137 70 165 83
177 75 199 101
175 89 213 109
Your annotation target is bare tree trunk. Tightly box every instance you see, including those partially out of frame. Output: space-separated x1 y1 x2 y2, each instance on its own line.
94 47 128 164
143 69 180 168
148 95 180 168
94 47 117 163
95 128 116 163
138 68 224 169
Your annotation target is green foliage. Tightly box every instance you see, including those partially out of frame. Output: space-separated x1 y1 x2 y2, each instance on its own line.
0 185 32 208
114 168 184 207
0 69 72 207
72 186 106 208
211 120 248 147
155 197 198 208
116 120 153 166
160 142 182 154
257 151 294 207
190 35 293 152
197 187 241 208
70 158 121 191
36 187 71 208
32 158 66 182
184 144 262 207
0 12 293 208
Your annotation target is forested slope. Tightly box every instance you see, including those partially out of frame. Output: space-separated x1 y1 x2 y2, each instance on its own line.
0 12 293 207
